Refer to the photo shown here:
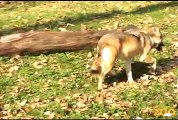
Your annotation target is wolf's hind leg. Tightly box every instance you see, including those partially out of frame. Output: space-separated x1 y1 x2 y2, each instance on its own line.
98 47 117 90
98 62 115 90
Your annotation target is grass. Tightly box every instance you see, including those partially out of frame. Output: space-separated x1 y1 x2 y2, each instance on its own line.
0 1 178 119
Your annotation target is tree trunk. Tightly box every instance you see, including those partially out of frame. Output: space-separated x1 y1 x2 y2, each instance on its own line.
0 29 123 57
0 1 10 7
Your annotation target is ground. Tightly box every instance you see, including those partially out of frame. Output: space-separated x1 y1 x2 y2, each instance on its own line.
0 1 177 119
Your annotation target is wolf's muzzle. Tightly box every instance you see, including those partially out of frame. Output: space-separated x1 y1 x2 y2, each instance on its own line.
156 42 164 51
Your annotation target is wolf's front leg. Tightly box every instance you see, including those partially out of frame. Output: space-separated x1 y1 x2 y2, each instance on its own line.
125 59 134 82
144 56 157 74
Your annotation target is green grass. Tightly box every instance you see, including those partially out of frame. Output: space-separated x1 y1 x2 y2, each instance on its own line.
0 1 178 119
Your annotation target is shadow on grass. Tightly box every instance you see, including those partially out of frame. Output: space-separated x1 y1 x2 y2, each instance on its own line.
105 62 150 84
129 1 178 14
1 1 178 36
0 9 125 36
1 1 37 12
105 56 178 84
20 49 92 58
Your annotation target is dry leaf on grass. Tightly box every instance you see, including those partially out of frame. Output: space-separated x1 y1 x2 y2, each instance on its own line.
33 59 47 69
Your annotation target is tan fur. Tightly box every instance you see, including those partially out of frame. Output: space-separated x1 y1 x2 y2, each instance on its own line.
91 26 164 90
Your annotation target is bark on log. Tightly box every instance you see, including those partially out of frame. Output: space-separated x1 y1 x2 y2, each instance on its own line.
0 29 123 57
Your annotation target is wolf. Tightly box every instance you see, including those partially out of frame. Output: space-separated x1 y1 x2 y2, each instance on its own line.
91 26 164 90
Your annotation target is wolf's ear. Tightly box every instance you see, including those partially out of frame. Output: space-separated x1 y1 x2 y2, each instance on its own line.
152 27 160 35
150 27 161 35
147 27 160 35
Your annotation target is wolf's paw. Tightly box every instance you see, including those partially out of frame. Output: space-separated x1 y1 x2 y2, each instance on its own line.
127 79 135 83
148 68 156 75
98 85 103 91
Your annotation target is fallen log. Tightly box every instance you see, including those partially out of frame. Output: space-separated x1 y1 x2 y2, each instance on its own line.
0 29 124 57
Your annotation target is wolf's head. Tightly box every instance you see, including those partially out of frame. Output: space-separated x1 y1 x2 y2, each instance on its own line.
147 27 164 51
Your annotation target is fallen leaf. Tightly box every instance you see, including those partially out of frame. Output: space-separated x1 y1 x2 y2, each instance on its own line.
135 116 143 119
85 64 90 69
33 61 43 69
118 101 133 108
44 111 51 116
87 52 92 58
105 99 113 104
48 112 56 119
17 16 22 20
172 40 178 47
140 74 149 80
102 113 109 118
19 99 27 106
73 93 82 98
76 101 86 108
58 27 68 31
66 23 75 27
60 102 68 110
8 65 19 73
33 59 47 69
